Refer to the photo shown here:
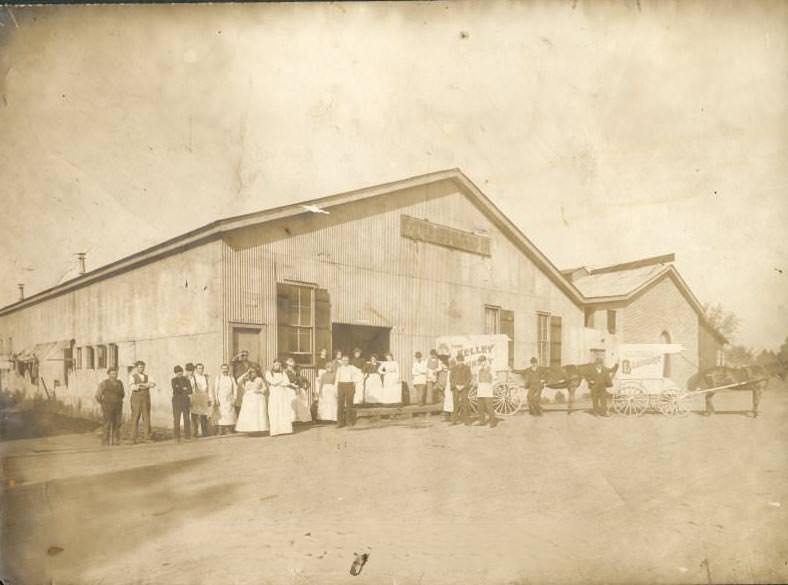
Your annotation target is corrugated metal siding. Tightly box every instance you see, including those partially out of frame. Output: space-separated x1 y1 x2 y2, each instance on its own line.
222 181 585 382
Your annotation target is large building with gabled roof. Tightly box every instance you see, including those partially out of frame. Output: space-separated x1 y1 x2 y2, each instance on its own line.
0 169 590 425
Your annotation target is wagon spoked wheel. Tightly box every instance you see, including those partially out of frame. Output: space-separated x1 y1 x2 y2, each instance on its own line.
493 382 521 416
465 385 479 415
613 383 648 416
658 391 690 417
612 389 648 416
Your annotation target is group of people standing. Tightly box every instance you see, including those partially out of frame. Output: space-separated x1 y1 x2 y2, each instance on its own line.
98 346 609 446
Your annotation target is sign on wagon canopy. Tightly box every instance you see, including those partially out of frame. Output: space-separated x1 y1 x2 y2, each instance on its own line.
435 334 510 373
617 344 684 380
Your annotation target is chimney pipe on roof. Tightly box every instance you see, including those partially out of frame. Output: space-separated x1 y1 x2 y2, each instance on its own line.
17 283 24 301
77 253 86 275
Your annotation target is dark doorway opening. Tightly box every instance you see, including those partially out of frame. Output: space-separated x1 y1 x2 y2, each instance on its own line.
332 324 391 358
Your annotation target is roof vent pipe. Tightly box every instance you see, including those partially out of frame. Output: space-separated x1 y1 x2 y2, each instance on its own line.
17 283 24 301
77 252 87 275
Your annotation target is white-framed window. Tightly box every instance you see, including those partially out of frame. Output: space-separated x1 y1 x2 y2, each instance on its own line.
537 312 562 367
537 312 550 366
484 305 500 334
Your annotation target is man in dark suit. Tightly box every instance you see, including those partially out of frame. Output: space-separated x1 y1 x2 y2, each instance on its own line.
589 357 613 416
449 354 473 425
171 365 193 441
524 357 544 416
95 367 125 446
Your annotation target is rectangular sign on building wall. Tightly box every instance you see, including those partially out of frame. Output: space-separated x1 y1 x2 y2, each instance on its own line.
401 215 491 256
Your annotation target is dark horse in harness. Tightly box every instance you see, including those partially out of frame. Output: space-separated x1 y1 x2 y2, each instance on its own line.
513 363 619 413
686 363 785 417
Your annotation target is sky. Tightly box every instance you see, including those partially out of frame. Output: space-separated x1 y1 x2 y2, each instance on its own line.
1 1 786 350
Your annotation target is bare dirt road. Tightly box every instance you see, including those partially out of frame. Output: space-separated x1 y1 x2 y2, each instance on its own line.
2 384 787 585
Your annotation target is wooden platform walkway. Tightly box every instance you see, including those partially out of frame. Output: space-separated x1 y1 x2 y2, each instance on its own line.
354 404 445 419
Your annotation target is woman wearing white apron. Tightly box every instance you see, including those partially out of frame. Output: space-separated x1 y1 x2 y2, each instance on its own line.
351 348 365 405
317 362 338 422
475 355 498 427
235 367 269 434
379 353 401 404
285 357 312 423
211 363 238 434
363 355 383 404
265 359 296 437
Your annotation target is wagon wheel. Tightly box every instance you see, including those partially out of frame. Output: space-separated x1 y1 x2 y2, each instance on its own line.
464 385 479 415
658 390 690 417
612 382 649 416
613 387 649 416
493 382 522 416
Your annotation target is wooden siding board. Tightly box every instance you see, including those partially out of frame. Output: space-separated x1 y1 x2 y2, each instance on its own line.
222 182 584 380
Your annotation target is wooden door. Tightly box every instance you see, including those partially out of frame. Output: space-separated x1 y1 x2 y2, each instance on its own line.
232 325 266 366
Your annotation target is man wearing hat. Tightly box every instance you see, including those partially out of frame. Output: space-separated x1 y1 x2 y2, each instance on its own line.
525 357 544 416
449 354 472 425
589 356 613 417
95 367 125 446
170 365 193 441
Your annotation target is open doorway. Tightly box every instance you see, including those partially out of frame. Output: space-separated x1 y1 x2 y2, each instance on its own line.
332 324 391 358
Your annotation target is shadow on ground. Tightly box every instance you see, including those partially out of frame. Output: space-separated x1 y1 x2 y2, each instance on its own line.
1 454 240 585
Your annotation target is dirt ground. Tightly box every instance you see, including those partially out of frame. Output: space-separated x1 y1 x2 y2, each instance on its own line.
2 383 787 585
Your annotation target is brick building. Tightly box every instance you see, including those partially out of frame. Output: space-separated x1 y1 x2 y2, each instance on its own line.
564 254 728 390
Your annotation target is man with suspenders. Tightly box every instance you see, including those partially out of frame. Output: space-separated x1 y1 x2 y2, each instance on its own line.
129 360 157 443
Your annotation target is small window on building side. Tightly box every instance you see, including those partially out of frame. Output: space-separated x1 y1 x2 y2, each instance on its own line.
96 345 107 369
584 309 594 328
607 310 617 334
75 347 83 370
108 344 119 369
85 346 95 369
537 312 550 366
549 316 562 367
484 306 500 334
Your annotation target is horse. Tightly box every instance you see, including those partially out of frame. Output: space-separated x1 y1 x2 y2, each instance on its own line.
686 364 775 417
512 362 619 414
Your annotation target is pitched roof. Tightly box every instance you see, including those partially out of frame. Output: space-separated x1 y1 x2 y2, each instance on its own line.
571 262 671 298
0 168 585 316
569 254 728 344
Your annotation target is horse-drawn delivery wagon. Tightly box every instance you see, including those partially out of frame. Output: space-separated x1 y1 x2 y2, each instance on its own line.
610 343 689 416
435 334 526 416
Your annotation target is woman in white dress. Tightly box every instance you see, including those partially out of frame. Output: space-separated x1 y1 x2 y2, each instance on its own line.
379 352 402 404
285 357 312 423
235 367 269 434
363 355 383 404
317 361 338 422
265 359 296 437
210 363 238 434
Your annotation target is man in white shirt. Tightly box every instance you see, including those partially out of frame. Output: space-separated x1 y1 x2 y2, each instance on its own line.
335 355 361 427
129 360 157 443
412 352 429 406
